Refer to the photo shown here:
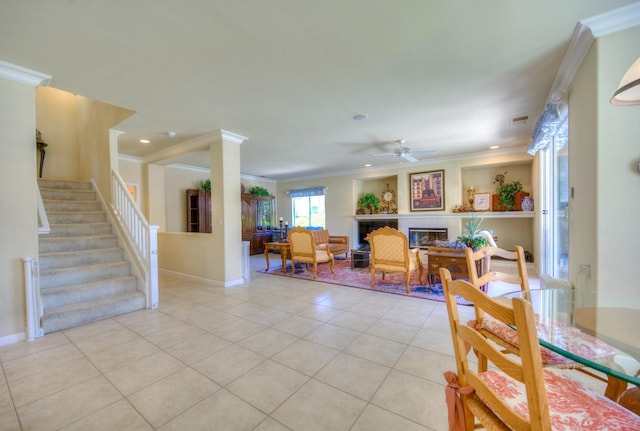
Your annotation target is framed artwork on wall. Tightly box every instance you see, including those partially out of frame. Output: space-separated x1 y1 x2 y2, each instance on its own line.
409 170 445 211
473 193 491 211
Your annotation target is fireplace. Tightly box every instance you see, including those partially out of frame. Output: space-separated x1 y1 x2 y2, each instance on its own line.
357 220 398 245
408 227 448 249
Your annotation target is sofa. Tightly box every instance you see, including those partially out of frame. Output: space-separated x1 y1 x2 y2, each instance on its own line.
311 229 350 258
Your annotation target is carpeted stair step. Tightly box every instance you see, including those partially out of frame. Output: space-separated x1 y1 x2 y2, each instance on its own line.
37 179 146 333
40 188 97 202
45 223 112 237
38 179 93 190
41 276 139 309
40 261 131 289
39 247 124 270
41 292 146 333
46 211 106 224
43 200 102 212
39 234 119 253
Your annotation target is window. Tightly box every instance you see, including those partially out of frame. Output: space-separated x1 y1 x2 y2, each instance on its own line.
288 187 326 228
292 195 325 228
529 102 569 281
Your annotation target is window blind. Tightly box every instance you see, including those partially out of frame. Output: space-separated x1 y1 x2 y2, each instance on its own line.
287 187 327 198
527 102 568 155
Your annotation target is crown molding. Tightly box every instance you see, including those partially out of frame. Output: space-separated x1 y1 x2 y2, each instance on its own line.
582 2 640 37
550 3 640 98
0 60 52 87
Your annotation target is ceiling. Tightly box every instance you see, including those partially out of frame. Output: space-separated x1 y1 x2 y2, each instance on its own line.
1 1 638 181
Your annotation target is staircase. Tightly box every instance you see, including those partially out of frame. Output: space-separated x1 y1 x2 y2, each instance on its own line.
38 180 146 333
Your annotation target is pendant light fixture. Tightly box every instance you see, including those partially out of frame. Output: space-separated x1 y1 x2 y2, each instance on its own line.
611 57 640 106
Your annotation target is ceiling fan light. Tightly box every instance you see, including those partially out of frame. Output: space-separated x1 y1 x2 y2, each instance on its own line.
611 57 640 106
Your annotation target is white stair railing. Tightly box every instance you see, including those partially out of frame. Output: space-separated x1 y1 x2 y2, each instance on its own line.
23 257 44 340
24 187 49 340
37 186 50 234
111 171 159 309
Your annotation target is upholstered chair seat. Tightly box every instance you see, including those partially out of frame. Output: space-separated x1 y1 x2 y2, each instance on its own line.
369 226 424 293
288 227 334 279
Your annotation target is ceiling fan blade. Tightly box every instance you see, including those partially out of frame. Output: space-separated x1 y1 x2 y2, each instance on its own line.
371 152 396 157
411 150 438 156
402 154 418 163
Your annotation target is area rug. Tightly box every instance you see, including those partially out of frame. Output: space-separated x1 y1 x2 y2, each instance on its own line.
258 258 471 305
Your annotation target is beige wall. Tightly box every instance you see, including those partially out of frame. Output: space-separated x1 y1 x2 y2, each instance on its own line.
589 26 639 295
0 78 38 340
569 43 599 291
76 96 134 198
276 150 534 252
35 87 80 180
155 132 244 286
164 166 210 232
118 157 146 213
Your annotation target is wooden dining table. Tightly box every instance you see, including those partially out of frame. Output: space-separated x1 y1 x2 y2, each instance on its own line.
263 242 291 273
499 288 640 414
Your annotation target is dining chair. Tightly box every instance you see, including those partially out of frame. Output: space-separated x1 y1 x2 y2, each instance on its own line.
440 268 640 431
369 226 424 293
464 246 620 399
288 226 334 279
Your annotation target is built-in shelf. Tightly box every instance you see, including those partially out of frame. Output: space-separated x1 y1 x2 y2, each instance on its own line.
354 212 534 221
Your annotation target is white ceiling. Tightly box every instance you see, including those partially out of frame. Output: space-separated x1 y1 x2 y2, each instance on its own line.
1 1 638 181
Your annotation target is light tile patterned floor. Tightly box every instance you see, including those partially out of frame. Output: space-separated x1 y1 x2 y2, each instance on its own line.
0 256 534 431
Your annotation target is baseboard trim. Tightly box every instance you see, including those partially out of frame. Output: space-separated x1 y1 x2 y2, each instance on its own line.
0 331 26 347
224 278 245 288
159 268 225 287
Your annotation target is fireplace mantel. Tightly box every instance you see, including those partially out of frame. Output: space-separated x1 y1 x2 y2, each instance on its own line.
354 212 533 221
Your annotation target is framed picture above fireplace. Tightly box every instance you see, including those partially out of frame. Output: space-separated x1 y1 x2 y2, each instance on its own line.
409 169 445 211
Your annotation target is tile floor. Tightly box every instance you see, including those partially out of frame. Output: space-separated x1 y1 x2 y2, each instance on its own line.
0 256 535 431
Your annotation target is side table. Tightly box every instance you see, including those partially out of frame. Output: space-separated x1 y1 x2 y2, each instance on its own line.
264 242 291 273
351 249 370 268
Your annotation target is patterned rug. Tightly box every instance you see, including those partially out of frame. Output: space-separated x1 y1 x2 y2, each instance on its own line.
258 258 471 304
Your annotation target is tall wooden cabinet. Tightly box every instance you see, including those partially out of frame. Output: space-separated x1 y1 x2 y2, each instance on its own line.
186 189 211 233
241 193 274 254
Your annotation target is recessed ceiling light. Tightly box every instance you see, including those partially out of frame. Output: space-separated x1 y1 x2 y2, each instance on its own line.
490 145 500 150
353 114 368 121
364 163 372 167
139 139 150 144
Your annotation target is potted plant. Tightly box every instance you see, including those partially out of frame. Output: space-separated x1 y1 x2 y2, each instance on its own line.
492 172 524 211
199 178 211 191
457 216 490 250
357 193 380 214
248 186 271 196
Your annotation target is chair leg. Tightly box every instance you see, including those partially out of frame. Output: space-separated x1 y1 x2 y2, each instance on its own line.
329 259 335 274
405 274 410 294
312 263 317 279
370 268 376 287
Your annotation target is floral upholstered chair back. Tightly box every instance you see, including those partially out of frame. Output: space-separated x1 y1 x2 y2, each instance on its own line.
369 227 409 267
369 226 423 293
288 227 334 279
289 227 315 257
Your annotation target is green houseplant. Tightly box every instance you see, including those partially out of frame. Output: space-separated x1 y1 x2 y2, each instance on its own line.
199 178 211 191
357 193 380 214
248 186 271 197
496 180 523 210
458 215 490 250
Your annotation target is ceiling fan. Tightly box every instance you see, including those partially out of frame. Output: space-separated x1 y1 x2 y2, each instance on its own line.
372 140 437 163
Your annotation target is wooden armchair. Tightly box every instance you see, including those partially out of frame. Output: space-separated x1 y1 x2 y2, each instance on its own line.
440 268 640 431
288 227 334 279
369 226 424 293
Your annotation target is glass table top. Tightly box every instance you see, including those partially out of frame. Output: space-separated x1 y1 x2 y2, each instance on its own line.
498 288 640 386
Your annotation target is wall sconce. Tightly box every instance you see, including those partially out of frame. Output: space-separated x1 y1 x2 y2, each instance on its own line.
611 57 640 106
